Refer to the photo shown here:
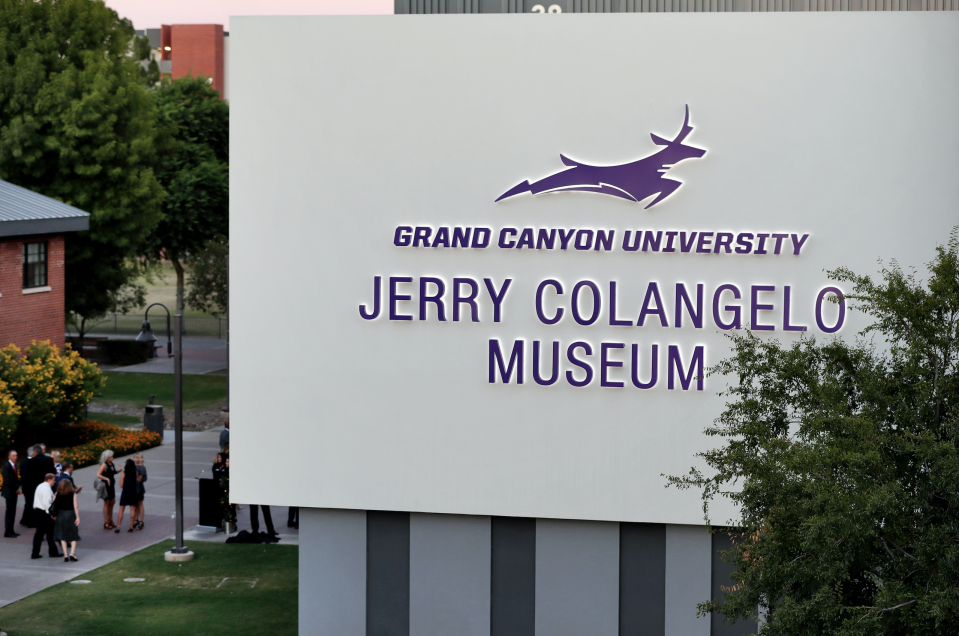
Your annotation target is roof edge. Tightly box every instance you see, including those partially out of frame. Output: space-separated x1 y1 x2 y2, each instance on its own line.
0 216 89 238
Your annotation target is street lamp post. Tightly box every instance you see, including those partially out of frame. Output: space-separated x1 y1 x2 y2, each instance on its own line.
137 304 194 562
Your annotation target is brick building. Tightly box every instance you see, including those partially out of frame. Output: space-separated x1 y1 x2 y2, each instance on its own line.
137 25 229 99
0 180 89 351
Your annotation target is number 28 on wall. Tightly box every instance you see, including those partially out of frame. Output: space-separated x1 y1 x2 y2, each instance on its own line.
531 4 563 11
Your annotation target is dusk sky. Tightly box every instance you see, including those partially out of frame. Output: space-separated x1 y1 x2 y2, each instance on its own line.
104 0 392 30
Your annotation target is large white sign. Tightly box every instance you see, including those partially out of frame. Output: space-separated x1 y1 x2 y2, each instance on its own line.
230 14 959 524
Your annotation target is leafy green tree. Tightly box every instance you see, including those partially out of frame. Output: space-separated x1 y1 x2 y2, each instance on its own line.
672 231 959 636
0 0 166 336
146 75 228 315
186 238 228 316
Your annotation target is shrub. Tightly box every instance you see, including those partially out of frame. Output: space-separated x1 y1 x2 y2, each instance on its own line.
0 379 17 449
0 341 104 430
96 339 150 366
58 420 162 469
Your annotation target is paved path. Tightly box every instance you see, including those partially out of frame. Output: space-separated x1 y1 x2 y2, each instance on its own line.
66 333 227 375
0 427 297 607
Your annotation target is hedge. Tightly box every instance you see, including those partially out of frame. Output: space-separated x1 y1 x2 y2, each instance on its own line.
0 421 162 489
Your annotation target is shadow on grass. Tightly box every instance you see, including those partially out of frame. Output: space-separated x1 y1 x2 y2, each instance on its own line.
0 540 297 636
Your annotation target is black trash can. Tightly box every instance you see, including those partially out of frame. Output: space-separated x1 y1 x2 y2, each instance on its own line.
144 404 164 437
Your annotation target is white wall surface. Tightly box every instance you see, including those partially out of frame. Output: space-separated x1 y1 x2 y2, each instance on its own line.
231 14 959 524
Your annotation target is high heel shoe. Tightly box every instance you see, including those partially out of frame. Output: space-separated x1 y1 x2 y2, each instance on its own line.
69 555 78 562
128 527 134 532
114 527 120 533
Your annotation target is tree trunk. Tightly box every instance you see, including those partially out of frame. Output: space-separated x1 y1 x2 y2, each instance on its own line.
173 258 185 316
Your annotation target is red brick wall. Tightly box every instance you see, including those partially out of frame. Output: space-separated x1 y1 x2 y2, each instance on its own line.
0 234 65 351
171 24 225 98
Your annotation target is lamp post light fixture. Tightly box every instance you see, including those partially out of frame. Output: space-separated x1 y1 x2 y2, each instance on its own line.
137 303 193 563
135 303 172 359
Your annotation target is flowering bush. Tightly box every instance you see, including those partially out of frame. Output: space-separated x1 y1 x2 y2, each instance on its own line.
0 379 19 449
0 341 104 430
58 420 162 469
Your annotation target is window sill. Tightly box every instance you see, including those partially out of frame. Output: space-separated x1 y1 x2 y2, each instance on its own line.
22 286 52 295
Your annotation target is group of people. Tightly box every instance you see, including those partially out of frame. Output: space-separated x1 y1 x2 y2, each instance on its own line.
2 444 83 561
96 450 147 532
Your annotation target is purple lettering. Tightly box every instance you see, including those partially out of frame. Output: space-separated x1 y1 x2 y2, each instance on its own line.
359 276 381 320
750 285 776 331
600 343 625 388
389 276 413 321
566 342 593 387
712 284 741 330
535 279 564 325
630 343 658 389
452 278 480 322
815 287 846 333
419 277 446 321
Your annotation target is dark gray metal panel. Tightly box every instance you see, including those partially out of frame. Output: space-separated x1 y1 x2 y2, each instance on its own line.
299 508 367 636
535 519 619 636
367 511 411 636
0 216 88 238
396 0 409 12
491 516 536 636
619 523 665 636
409 513 491 636
711 530 757 636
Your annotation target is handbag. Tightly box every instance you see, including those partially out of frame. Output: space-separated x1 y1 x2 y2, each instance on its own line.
93 478 107 500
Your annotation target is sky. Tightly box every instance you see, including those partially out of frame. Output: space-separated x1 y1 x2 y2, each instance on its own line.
104 0 392 31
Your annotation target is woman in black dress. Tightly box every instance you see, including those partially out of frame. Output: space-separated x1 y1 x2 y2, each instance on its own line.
116 459 141 533
53 478 80 561
96 450 117 529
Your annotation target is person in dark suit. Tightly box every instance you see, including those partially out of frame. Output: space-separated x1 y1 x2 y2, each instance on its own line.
2 450 21 537
249 504 278 541
20 446 55 529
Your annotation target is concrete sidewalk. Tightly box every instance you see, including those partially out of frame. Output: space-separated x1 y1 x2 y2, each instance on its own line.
67 333 227 375
0 427 297 607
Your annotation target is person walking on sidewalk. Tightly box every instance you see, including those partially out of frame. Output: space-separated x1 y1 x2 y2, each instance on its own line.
116 459 140 533
53 479 80 562
2 450 21 538
31 474 60 559
96 450 117 529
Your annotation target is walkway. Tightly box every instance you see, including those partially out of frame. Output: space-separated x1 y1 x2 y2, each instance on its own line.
0 427 297 607
67 333 227 375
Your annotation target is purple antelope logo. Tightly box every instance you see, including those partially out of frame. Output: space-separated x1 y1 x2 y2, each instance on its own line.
496 105 705 208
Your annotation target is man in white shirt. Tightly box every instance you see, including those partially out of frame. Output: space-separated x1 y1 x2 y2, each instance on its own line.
31 474 59 559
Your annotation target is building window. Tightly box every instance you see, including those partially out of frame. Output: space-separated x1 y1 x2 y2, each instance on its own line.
23 242 47 289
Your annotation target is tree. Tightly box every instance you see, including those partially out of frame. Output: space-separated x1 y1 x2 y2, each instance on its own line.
0 0 166 335
672 231 959 636
146 75 228 315
186 238 228 316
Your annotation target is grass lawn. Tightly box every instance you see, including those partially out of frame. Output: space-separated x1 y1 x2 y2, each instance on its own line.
87 412 142 427
138 261 215 318
0 540 297 636
92 372 227 411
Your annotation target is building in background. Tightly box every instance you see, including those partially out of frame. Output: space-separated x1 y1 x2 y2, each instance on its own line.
136 25 229 99
0 181 89 351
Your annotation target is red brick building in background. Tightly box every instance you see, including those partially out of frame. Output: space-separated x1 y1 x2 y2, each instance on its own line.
0 180 89 351
141 25 228 99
